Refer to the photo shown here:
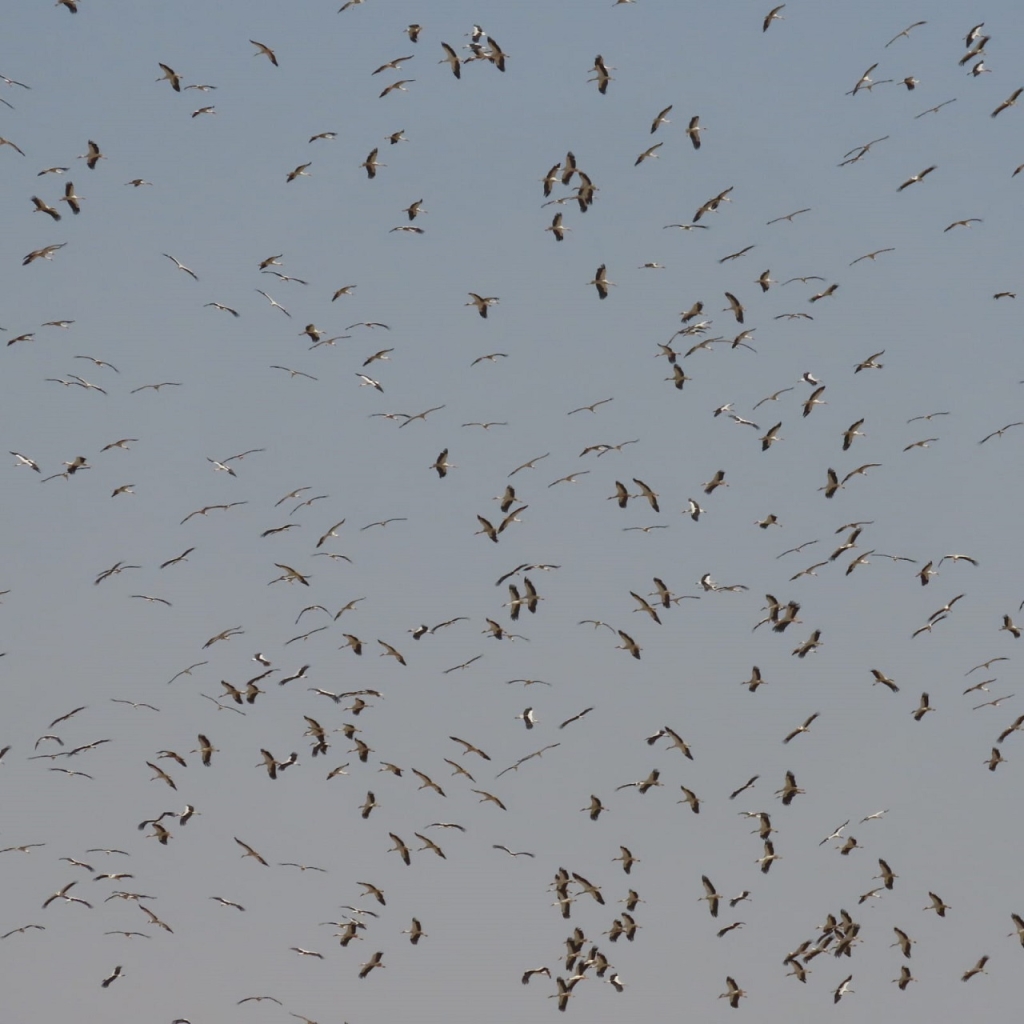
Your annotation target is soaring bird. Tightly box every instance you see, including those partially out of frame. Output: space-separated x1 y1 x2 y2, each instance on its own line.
686 115 704 149
234 838 268 866
891 927 916 958
886 20 926 46
723 292 744 322
250 40 279 66
760 422 783 451
650 104 672 133
589 54 614 94
783 713 819 744
439 42 461 78
466 293 499 317
387 834 412 866
616 630 641 659
31 196 60 221
156 64 183 91
991 87 1023 118
360 148 385 178
588 264 614 299
546 212 569 241
431 449 453 478
79 140 105 168
719 977 746 1008
834 976 854 1003
700 876 722 917
776 770 804 803
634 142 662 166
763 5 785 31
379 79 415 98
358 951 385 979
23 243 67 265
962 955 989 982
163 254 198 280
897 166 937 191
101 965 123 988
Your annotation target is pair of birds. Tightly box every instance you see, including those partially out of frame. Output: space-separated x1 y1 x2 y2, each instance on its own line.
31 183 82 220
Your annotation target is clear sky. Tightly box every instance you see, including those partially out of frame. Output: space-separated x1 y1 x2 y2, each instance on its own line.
3 1 1024 1021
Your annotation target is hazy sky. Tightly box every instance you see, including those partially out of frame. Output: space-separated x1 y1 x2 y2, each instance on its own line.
3 2 1024 1022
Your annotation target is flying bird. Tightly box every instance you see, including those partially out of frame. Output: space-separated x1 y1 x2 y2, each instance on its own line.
588 264 614 299
250 40 278 66
898 166 937 191
992 88 1023 118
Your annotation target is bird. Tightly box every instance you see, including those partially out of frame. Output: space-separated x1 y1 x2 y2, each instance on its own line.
544 211 571 242
700 876 722 917
979 422 1024 443
23 243 67 265
997 714 1024 743
360 148 385 178
802 385 827 417
42 882 92 909
898 166 937 191
387 833 412 865
635 143 662 166
719 977 746 1008
372 55 414 75
808 283 838 303
428 449 456 479
962 956 990 982
472 789 507 810
101 965 124 988
379 79 415 98
868 669 900 693
820 468 842 498
913 692 937 724
589 54 614 94
466 293 499 317
78 140 105 168
649 104 673 133
355 373 383 392
234 838 268 866
763 5 785 31
358 951 385 979
776 770 804 803
439 42 462 78
685 115 704 149
703 470 728 495
783 713 819 744
723 292 744 322
588 264 614 299
31 196 60 221
834 976 854 1003
162 254 198 280
992 88 1023 118
10 451 42 472
250 40 278 66
886 20 926 46
204 302 239 316
842 419 866 450
759 422 783 451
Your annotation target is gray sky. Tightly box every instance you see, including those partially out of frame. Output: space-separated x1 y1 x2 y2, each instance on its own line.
3 1 1024 1021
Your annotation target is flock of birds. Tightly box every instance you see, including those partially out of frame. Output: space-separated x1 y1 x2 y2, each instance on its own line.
4 3 1024 1022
